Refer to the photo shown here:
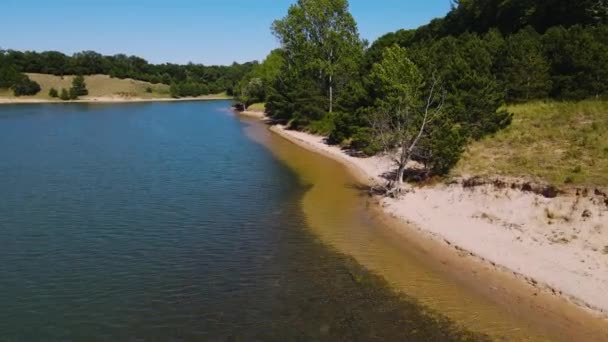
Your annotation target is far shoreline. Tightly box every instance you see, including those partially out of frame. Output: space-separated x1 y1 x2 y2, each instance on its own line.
0 95 234 105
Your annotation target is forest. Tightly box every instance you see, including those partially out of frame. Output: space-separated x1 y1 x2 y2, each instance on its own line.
0 49 256 97
236 0 608 191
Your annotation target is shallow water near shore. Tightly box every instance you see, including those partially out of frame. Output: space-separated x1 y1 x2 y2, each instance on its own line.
0 101 601 340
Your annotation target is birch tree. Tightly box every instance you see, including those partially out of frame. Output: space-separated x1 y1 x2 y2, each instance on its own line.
272 0 363 114
370 45 445 196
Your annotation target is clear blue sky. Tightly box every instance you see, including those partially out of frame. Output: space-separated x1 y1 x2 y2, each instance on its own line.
1 0 452 65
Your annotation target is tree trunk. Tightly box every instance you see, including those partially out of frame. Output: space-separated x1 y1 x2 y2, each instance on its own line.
397 164 406 186
329 76 333 113
328 48 333 113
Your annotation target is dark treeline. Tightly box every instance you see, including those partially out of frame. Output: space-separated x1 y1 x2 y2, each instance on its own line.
237 0 608 187
0 49 256 97
419 0 607 37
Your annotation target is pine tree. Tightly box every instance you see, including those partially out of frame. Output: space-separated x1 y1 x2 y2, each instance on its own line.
48 87 59 98
70 75 88 98
500 27 552 101
59 88 70 101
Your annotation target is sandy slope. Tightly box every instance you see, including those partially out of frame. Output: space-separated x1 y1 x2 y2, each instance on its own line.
270 124 608 317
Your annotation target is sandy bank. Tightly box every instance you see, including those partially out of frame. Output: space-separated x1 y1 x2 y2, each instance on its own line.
238 110 267 119
270 124 608 318
0 95 232 105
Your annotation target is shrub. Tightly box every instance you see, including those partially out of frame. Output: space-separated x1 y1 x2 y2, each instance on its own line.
11 76 41 96
68 88 78 100
425 123 467 176
48 87 59 98
351 127 381 156
145 86 153 93
70 75 88 97
307 113 335 136
59 88 70 101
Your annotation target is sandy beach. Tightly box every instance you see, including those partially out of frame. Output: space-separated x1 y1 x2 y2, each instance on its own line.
268 123 608 318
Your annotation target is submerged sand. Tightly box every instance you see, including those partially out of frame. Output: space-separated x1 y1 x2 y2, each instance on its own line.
269 124 608 318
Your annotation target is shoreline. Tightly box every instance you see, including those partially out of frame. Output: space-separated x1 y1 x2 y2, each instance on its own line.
237 109 267 119
0 95 233 105
266 122 608 320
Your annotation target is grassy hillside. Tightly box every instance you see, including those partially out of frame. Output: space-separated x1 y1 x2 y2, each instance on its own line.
0 74 172 99
454 100 608 187
0 74 233 101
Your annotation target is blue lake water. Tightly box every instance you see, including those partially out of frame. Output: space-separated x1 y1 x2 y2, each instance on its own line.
0 101 484 340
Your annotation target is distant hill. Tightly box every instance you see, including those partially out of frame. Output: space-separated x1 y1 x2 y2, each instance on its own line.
0 74 229 101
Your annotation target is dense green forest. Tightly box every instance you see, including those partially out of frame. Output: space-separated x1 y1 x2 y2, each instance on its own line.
237 0 608 188
0 49 256 97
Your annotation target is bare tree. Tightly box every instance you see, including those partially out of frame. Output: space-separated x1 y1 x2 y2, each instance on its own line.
369 45 445 197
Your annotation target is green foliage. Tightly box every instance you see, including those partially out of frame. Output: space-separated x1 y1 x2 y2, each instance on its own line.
410 34 512 140
236 0 608 179
370 4 608 102
370 45 423 109
48 87 59 98
542 25 608 99
11 75 41 96
239 77 265 107
70 75 88 97
170 81 210 98
237 49 285 106
268 0 365 121
68 88 78 100
429 0 606 36
500 27 552 101
367 45 466 177
0 64 22 88
307 113 336 136
59 88 70 101
0 49 254 95
423 121 466 175
351 127 380 155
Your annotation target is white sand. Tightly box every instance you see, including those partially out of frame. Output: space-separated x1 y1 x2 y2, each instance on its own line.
271 124 608 316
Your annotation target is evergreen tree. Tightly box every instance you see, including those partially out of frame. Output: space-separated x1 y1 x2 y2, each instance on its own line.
419 34 511 140
48 87 59 98
70 75 88 97
59 88 70 101
543 25 608 99
500 27 552 101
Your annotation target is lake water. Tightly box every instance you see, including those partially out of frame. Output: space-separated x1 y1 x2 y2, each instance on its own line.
0 101 489 340
3 101 600 341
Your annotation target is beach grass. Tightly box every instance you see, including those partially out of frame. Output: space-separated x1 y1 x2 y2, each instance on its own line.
454 100 608 187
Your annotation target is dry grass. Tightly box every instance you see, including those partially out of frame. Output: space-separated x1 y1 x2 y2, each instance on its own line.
454 100 608 187
33 73 170 98
0 74 171 100
1 74 233 101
